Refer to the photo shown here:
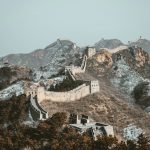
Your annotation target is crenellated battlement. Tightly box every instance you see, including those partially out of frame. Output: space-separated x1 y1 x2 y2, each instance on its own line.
37 80 99 103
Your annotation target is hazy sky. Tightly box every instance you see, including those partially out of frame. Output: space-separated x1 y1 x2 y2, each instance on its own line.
0 0 150 56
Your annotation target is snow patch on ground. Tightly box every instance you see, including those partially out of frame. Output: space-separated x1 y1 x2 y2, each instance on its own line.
44 75 66 90
51 76 66 82
0 81 24 100
110 58 150 102
123 124 143 141
33 70 56 81
31 40 81 82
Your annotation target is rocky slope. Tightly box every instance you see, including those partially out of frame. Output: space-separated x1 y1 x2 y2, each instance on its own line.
0 39 97 81
87 46 150 110
111 47 150 78
0 39 82 80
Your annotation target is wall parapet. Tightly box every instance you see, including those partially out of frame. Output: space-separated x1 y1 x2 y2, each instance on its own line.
37 79 100 103
37 83 91 103
65 55 87 80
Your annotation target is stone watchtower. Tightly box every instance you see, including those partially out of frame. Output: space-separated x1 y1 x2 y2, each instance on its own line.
85 47 96 58
90 80 100 94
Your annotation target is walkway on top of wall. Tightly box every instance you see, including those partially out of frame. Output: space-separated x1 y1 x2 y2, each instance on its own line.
68 69 76 81
65 55 87 82
30 96 47 114
75 71 96 81
81 55 87 70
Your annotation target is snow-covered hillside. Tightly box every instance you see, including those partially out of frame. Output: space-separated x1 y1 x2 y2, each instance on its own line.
111 58 143 94
33 70 55 81
0 81 24 100
123 124 143 141
110 57 150 103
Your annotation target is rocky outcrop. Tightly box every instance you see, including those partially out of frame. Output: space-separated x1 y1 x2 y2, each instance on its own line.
87 46 150 105
110 47 150 101
112 47 150 79
94 50 113 67
0 39 82 80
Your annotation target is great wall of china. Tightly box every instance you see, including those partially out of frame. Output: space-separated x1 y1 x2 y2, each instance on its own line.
26 47 100 121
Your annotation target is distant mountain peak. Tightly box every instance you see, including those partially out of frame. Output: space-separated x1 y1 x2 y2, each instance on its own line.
129 38 150 54
45 39 77 50
0 39 81 80
94 38 124 50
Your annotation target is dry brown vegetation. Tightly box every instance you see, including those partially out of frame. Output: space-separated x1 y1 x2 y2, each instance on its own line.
0 94 29 125
41 91 150 138
0 67 16 90
0 112 149 150
133 82 150 108
40 50 150 141
41 55 150 139
0 66 32 90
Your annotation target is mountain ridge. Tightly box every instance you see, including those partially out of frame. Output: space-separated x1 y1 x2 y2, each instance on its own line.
1 38 150 68
0 40 150 140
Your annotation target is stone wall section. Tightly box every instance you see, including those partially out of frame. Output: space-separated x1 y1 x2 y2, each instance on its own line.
37 83 90 103
25 51 100 104
65 55 87 76
85 47 96 58
37 80 100 103
25 48 100 120
25 88 37 97
90 80 100 94
30 96 48 120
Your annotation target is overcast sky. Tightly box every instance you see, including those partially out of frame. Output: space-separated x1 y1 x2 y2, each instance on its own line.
0 0 150 56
